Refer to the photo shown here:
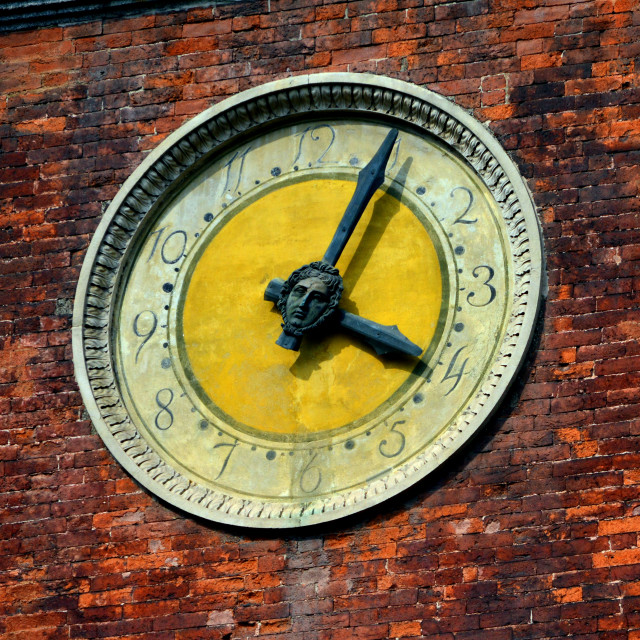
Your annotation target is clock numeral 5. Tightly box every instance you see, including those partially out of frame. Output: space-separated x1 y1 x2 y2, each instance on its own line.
379 420 406 458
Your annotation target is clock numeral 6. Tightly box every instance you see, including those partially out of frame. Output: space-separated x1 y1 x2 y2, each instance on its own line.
154 388 174 430
467 265 496 307
379 420 406 458
299 452 322 494
147 227 187 265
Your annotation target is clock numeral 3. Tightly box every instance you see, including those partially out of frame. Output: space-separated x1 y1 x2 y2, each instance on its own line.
467 265 496 307
450 186 477 224
441 346 469 396
154 388 174 430
133 310 157 363
292 124 335 167
379 420 406 458
299 452 322 494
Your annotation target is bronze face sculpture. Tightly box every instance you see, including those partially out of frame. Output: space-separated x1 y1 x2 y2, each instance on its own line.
277 262 344 336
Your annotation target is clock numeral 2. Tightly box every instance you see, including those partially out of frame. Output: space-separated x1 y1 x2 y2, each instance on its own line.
450 186 477 224
379 420 406 458
299 452 322 494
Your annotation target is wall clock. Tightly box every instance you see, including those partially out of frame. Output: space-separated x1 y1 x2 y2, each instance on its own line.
73 74 544 528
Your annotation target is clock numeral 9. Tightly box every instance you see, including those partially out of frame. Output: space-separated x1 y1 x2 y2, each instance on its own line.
147 227 187 264
379 420 406 458
292 124 335 167
450 186 477 224
133 310 157 363
441 346 469 396
154 388 174 430
299 452 322 494
467 265 496 307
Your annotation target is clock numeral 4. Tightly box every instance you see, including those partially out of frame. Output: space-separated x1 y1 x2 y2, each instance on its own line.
441 346 469 397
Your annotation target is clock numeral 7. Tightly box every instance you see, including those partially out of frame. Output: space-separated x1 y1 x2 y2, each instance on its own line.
213 440 238 480
379 420 406 458
299 452 322 494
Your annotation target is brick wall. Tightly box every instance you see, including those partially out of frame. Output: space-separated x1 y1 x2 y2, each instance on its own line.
1 1 639 638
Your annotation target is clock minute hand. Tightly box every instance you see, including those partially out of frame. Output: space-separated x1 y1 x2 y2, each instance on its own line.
265 279 421 357
322 128 398 267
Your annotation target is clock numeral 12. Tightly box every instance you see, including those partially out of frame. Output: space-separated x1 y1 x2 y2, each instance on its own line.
292 124 336 167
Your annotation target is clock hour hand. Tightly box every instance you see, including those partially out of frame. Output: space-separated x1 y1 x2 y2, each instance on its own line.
265 278 422 357
322 128 398 267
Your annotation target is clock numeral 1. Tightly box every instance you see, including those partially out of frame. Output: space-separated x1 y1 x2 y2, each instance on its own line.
299 452 322 494
441 346 469 396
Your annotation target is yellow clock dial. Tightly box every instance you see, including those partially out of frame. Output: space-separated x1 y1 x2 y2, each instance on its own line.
75 74 542 527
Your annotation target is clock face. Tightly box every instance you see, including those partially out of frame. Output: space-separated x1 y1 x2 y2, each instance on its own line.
74 74 543 527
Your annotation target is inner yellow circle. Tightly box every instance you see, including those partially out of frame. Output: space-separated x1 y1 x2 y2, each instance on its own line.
180 178 442 437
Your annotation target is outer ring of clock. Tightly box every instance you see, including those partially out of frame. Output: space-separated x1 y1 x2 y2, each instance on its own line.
73 73 544 528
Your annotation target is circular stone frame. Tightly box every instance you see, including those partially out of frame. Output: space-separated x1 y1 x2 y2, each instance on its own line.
73 73 545 528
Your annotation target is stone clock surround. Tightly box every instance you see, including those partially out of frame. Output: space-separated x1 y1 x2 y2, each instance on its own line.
73 73 544 527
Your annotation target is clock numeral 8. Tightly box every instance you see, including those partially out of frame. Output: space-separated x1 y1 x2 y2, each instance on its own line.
154 388 174 431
